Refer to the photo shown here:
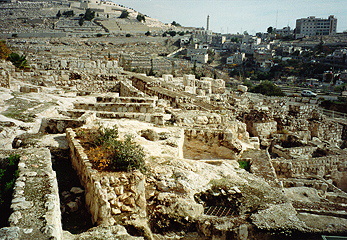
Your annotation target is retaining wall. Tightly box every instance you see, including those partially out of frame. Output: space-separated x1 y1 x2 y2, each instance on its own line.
74 102 155 113
119 81 146 98
0 148 62 240
272 155 343 178
66 128 147 226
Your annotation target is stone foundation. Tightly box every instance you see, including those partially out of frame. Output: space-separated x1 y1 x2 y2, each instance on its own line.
0 148 62 240
66 128 147 226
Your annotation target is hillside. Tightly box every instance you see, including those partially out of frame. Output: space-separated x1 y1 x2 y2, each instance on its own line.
0 0 183 38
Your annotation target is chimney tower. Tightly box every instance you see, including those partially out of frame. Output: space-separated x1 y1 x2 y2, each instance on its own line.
207 15 210 31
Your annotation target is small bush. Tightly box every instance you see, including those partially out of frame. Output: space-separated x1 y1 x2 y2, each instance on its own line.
84 8 95 21
250 80 285 96
136 14 145 22
77 126 146 173
238 160 250 172
0 154 20 227
7 53 29 69
119 10 129 19
62 10 74 17
126 33 131 37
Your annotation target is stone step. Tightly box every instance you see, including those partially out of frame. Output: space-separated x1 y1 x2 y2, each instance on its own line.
67 110 165 125
96 96 156 104
74 102 155 113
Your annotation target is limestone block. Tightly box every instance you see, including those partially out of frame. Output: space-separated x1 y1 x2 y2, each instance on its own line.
162 74 173 81
61 60 67 68
237 85 248 93
106 61 113 69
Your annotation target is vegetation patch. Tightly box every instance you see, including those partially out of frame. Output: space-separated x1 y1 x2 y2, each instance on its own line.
238 160 251 172
75 126 146 173
0 154 20 227
250 80 286 97
2 92 57 122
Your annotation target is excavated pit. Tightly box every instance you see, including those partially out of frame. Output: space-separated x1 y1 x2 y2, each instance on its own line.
51 148 94 234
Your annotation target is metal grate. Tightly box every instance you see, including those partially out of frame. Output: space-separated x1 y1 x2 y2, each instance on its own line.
204 206 234 217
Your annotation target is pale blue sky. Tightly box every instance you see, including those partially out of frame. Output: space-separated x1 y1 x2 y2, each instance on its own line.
114 0 347 34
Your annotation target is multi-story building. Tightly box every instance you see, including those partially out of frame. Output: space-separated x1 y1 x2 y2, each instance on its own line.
295 15 337 39
274 26 293 37
226 52 246 65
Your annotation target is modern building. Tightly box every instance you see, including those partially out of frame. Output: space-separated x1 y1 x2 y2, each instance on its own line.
274 26 293 37
295 15 337 39
226 52 246 65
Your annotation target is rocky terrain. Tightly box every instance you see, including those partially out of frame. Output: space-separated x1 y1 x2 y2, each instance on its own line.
1 42 347 239
0 1 347 240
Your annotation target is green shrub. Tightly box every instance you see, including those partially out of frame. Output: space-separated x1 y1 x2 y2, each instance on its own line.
62 10 74 17
126 33 131 37
238 160 250 172
250 80 285 96
109 135 146 172
0 154 20 205
7 53 29 69
119 10 129 19
84 8 95 21
80 126 146 173
136 14 145 22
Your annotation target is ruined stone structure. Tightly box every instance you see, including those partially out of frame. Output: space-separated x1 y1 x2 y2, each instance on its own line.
0 15 347 239
66 129 149 231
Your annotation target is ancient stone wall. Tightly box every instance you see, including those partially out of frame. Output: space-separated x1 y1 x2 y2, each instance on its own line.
0 148 62 240
119 80 146 97
74 102 155 113
249 121 277 139
309 120 344 144
0 60 15 88
272 155 345 178
173 111 224 127
184 122 251 159
272 145 317 160
33 59 119 75
66 128 147 226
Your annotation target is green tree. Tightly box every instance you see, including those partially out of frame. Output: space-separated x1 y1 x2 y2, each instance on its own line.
78 17 84 26
145 31 151 36
147 59 155 76
84 8 95 21
119 10 129 19
168 31 176 37
250 80 285 96
267 26 273 34
136 14 145 22
7 53 29 69
171 21 181 27
162 32 167 37
56 10 61 18
62 10 74 17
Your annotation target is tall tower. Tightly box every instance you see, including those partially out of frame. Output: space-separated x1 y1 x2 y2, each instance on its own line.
207 15 210 31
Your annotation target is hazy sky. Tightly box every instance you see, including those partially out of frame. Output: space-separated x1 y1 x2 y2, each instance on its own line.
114 0 347 34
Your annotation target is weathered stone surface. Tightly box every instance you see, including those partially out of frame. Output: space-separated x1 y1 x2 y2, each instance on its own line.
250 203 308 231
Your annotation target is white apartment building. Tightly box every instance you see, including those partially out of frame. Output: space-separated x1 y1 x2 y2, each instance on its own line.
295 15 337 39
191 53 208 64
240 35 262 54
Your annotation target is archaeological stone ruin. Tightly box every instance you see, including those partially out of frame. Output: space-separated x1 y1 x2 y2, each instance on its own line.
0 1 347 240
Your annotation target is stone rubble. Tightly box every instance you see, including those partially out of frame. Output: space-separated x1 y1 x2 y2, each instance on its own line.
0 23 346 240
